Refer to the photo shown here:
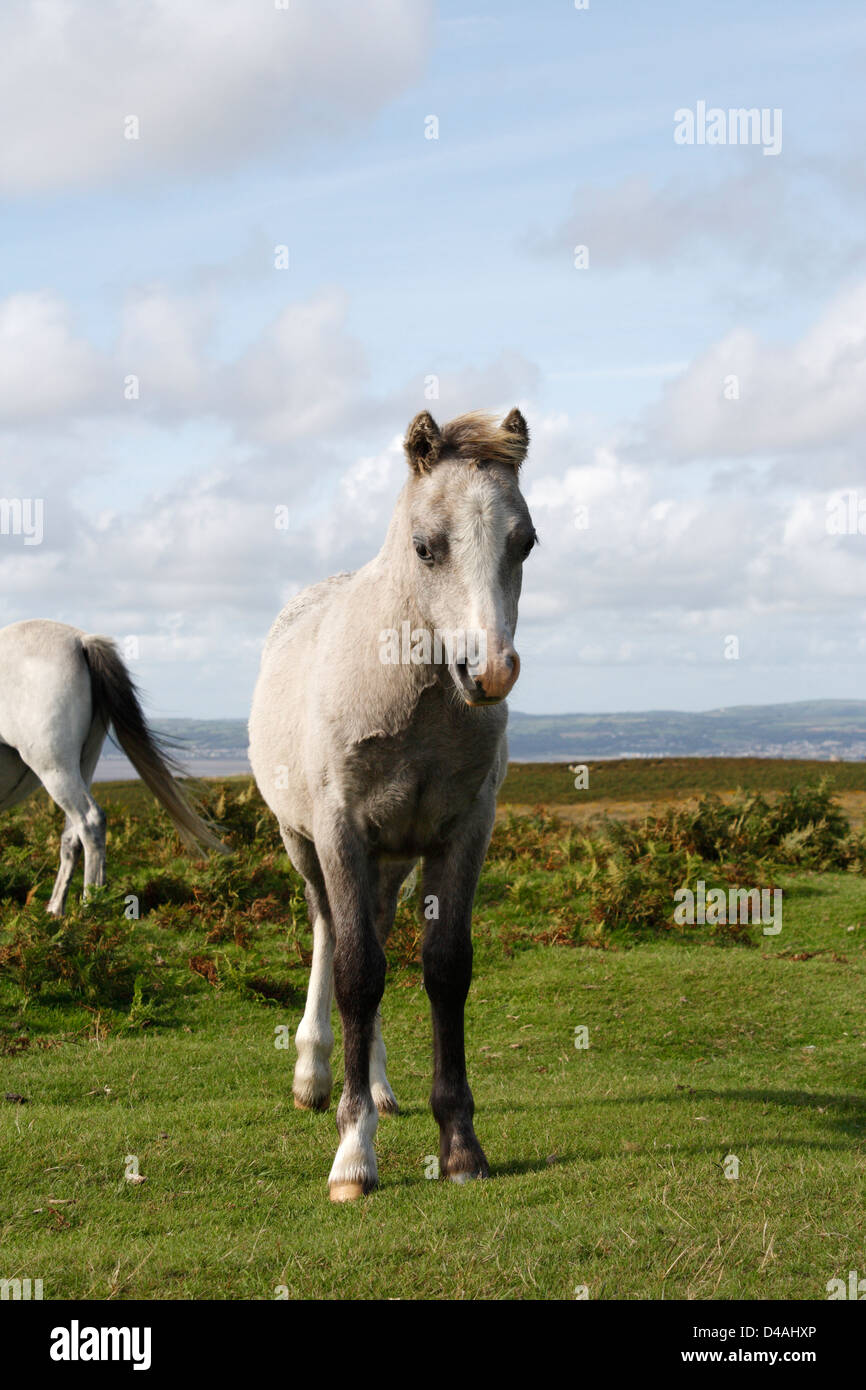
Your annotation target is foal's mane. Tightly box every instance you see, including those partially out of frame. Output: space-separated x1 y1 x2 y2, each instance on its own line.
405 408 529 475
439 411 527 470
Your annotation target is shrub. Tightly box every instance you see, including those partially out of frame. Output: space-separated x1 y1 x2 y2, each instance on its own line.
565 783 850 938
0 896 151 1006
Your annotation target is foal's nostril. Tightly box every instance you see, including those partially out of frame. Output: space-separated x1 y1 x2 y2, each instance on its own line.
456 648 519 701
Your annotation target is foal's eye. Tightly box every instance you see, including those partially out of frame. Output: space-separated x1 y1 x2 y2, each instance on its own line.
414 539 434 564
520 532 537 561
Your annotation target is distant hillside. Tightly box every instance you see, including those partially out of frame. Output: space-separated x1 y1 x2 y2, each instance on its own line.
94 701 866 768
506 701 866 761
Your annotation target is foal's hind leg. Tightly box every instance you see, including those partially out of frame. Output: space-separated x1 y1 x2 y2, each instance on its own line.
368 859 416 1117
369 1010 396 1116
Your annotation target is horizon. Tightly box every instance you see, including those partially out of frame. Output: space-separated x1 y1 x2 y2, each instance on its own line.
92 695 866 779
122 697 866 723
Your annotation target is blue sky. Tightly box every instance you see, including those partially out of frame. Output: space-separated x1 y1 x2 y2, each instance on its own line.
1 0 865 718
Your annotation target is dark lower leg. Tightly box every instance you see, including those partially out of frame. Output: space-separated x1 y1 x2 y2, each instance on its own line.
423 925 488 1180
330 931 386 1196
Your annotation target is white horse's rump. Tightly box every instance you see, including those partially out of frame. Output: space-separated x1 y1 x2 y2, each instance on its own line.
0 619 224 914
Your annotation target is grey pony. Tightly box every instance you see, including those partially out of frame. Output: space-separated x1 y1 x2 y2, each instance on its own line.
249 408 536 1201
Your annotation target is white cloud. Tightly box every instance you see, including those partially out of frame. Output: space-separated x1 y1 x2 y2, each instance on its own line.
529 163 863 284
0 281 542 459
118 289 214 412
0 285 373 440
530 168 790 268
0 0 432 194
4 317 866 713
0 293 107 421
227 290 368 442
648 280 866 458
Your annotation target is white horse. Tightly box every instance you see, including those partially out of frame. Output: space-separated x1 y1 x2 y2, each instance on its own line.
249 409 536 1200
0 620 223 915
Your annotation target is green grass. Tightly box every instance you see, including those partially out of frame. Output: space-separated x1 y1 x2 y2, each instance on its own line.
1 770 865 1300
502 756 866 805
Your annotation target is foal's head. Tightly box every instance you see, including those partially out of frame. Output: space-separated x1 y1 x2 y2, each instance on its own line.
401 408 536 706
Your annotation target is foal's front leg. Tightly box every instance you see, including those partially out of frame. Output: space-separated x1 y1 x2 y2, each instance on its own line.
315 815 385 1202
422 818 491 1183
293 866 403 1115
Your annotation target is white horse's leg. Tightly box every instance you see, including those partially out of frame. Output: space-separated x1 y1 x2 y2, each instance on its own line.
293 913 335 1111
37 767 106 901
45 722 105 916
46 816 82 917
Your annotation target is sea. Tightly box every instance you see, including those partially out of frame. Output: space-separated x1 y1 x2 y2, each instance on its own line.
95 757 252 783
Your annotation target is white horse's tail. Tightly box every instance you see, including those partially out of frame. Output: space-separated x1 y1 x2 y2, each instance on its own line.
80 634 227 855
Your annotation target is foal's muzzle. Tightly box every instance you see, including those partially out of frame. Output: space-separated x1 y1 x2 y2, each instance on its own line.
456 647 521 705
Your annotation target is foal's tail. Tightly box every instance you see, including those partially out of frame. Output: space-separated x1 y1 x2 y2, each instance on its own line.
81 634 227 856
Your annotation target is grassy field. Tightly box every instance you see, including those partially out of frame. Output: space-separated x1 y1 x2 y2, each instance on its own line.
1 761 864 1300
503 755 866 802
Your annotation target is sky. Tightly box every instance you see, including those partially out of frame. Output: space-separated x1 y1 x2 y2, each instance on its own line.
1 0 865 719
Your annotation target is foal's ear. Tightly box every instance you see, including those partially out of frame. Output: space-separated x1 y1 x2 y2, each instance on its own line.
404 411 443 474
501 407 529 454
